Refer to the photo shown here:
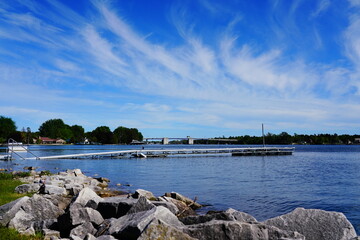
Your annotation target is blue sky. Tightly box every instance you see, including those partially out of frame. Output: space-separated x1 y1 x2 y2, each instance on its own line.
1 0 360 138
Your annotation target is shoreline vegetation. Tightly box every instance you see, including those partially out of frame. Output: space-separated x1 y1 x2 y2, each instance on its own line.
1 116 360 146
0 168 358 240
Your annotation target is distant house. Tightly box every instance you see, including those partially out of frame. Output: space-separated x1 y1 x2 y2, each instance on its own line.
355 138 360 144
39 137 56 144
56 139 66 144
39 137 66 144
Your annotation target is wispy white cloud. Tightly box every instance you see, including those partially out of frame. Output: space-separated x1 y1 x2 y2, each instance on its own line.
1 0 360 136
311 0 331 18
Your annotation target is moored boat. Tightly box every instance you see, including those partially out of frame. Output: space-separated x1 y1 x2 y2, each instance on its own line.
7 142 28 152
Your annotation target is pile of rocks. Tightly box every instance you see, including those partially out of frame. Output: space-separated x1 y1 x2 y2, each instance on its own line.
0 169 358 240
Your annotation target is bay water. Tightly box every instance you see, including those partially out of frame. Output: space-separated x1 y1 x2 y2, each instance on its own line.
1 144 360 233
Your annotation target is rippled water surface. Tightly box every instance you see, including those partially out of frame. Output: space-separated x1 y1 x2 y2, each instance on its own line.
1 144 360 233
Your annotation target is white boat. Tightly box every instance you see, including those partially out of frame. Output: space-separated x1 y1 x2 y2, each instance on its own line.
0 154 10 160
8 142 28 152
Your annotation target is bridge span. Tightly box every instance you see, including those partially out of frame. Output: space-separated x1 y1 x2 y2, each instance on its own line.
143 137 238 145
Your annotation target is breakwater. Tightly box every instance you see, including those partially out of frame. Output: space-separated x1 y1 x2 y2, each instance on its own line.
0 169 358 239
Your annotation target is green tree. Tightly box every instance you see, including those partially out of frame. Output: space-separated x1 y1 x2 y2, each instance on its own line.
39 119 72 141
91 126 113 144
113 126 127 144
70 125 85 143
113 126 143 144
0 116 17 143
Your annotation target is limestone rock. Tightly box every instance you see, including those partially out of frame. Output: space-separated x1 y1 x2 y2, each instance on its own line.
70 221 96 239
15 184 40 194
132 189 156 200
225 208 257 222
185 220 305 240
106 206 184 240
181 211 231 225
42 229 61 240
263 207 357 240
127 196 156 214
0 196 30 226
138 219 196 240
65 184 83 196
164 192 202 209
152 200 179 215
45 185 67 195
97 196 137 219
70 207 104 226
42 194 72 211
8 194 63 232
72 187 103 207
58 206 104 236
160 196 196 218
32 218 58 232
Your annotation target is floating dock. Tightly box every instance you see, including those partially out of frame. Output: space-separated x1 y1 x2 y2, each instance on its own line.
21 147 295 160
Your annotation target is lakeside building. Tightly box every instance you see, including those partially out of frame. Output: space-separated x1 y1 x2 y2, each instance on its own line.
37 137 66 144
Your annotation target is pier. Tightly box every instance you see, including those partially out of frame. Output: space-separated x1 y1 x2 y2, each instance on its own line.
21 147 295 160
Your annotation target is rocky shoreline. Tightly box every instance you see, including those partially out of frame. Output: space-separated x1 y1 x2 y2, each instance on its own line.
0 169 358 240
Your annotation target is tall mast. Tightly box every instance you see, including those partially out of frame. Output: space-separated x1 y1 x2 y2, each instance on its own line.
262 123 265 147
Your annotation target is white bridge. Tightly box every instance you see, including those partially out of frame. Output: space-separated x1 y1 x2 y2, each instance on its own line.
144 137 238 145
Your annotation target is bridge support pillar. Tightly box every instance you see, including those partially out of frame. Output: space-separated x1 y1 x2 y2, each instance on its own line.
187 138 194 145
162 137 169 145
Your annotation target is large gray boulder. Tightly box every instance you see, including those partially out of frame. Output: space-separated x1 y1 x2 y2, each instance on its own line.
181 208 257 225
70 207 104 226
14 184 40 194
185 220 305 240
263 207 357 240
105 206 185 240
8 194 64 232
127 196 156 214
138 219 196 240
225 208 258 222
58 206 104 236
0 196 30 226
70 221 96 239
159 196 196 218
132 189 156 200
97 196 137 219
42 194 72 211
152 200 179 215
65 183 84 196
72 187 103 207
45 185 67 195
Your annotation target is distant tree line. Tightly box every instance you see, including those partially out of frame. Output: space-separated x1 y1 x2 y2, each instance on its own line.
224 132 360 145
0 116 143 144
195 132 360 145
1 115 359 145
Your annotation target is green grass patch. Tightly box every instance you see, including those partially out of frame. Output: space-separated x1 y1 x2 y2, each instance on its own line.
0 178 29 206
0 172 43 240
0 227 43 240
0 172 32 206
